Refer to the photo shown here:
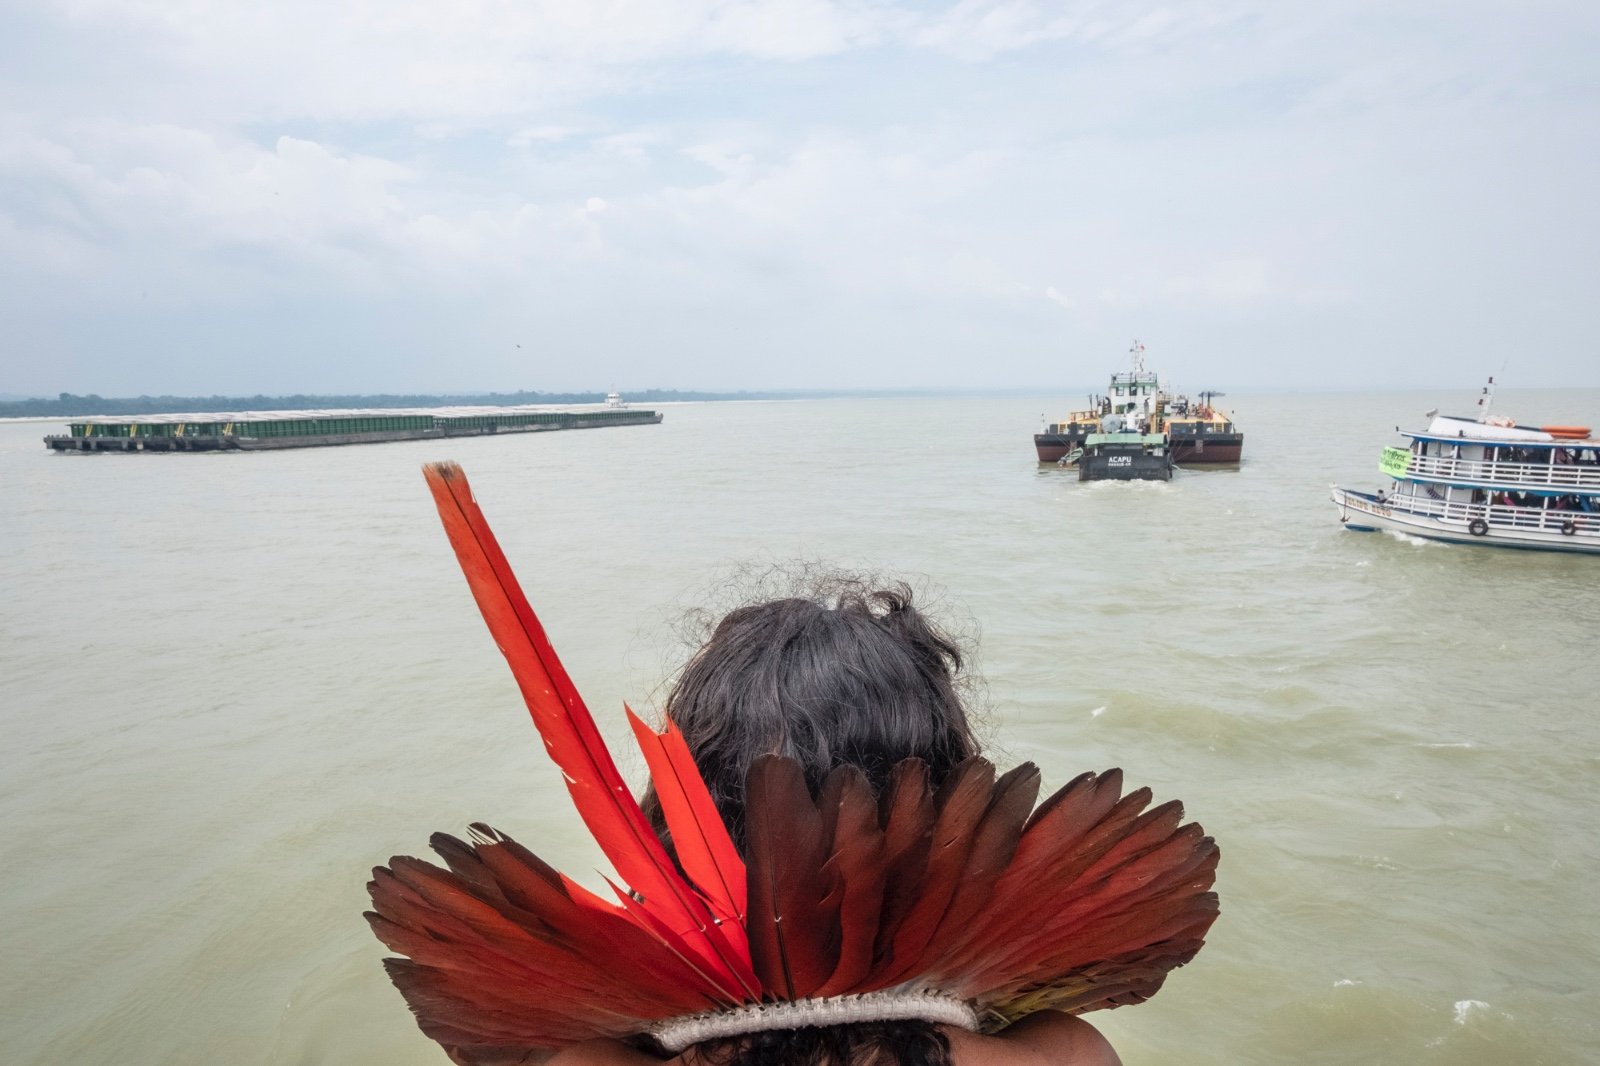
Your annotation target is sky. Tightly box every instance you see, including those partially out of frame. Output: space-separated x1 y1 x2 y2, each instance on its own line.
0 1 1597 396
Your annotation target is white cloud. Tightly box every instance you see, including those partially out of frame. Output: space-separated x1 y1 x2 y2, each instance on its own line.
2 2 1598 391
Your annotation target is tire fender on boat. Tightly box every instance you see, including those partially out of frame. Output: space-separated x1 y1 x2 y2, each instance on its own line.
1469 518 1489 537
1560 520 1578 536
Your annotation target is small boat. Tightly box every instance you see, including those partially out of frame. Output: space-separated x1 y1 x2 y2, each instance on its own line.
1330 379 1600 554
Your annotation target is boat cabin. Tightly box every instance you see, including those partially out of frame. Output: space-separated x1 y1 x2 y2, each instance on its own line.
1381 424 1600 532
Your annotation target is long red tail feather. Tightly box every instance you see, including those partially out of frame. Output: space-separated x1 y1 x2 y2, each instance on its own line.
421 461 753 995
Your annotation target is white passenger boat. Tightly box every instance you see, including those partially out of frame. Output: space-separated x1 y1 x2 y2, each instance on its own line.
1331 392 1600 554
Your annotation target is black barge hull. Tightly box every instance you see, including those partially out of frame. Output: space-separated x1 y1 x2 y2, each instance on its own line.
1078 447 1174 482
1036 432 1243 465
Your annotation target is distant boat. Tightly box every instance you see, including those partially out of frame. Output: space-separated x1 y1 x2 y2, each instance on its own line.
1035 342 1243 466
1331 380 1599 553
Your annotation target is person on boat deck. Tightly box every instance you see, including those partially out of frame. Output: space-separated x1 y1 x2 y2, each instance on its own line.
602 584 1125 1066
368 570 1209 1066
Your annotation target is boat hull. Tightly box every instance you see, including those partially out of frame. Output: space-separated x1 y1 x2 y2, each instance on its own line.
1330 487 1600 554
1034 432 1088 464
1036 432 1242 465
1169 436 1243 464
1079 446 1174 482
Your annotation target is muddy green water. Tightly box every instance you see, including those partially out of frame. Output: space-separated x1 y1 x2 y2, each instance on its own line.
3 390 1597 1064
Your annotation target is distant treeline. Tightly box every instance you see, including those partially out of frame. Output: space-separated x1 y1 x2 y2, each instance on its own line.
0 388 878 419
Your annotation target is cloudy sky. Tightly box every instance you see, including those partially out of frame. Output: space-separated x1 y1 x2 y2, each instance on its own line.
1 1 1596 395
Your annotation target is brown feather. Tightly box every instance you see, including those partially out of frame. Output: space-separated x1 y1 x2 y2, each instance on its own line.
742 755 839 997
913 763 1041 983
873 758 996 985
813 765 888 996
867 759 937 966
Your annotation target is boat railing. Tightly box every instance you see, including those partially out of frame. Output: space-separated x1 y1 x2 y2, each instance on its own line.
1384 492 1600 535
1405 453 1600 490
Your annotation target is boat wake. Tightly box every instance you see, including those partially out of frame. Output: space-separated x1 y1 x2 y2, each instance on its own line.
1381 529 1434 548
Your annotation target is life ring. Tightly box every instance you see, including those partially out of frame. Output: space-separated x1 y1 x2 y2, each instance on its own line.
1561 520 1577 536
1541 425 1591 439
1468 518 1489 537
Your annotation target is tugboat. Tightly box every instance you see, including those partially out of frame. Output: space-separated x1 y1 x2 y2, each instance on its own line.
1330 377 1600 554
1035 342 1242 466
1046 345 1173 482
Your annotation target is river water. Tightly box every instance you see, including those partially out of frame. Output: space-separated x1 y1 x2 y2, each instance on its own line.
3 390 1597 1065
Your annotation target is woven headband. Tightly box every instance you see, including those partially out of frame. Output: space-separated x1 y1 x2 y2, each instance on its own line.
651 991 980 1052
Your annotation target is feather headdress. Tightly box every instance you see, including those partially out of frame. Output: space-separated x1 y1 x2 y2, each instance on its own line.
367 462 1219 1064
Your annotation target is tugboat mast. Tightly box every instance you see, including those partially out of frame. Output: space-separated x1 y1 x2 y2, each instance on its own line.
1475 375 1497 421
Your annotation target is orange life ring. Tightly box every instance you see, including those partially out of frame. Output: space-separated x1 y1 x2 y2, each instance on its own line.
1541 425 1591 439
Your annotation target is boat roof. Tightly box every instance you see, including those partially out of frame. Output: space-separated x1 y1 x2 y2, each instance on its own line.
1403 414 1597 446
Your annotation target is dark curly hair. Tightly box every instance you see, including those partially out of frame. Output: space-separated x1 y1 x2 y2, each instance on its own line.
637 579 976 1066
641 580 978 853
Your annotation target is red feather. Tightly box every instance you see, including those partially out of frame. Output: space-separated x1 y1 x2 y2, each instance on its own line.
421 461 753 995
626 705 749 930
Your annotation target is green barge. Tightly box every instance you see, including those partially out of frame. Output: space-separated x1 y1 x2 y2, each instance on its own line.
44 406 663 452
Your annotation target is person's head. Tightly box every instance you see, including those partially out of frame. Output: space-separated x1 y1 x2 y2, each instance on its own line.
642 579 979 854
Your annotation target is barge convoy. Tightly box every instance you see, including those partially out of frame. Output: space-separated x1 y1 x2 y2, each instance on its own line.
1035 342 1242 480
1331 382 1598 554
44 404 662 453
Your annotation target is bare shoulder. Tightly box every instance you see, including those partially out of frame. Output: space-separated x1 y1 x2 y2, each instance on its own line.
944 1013 1122 1066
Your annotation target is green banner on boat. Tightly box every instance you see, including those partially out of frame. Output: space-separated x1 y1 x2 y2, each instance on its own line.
1379 446 1411 478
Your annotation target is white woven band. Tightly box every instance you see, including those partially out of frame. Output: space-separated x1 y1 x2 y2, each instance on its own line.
650 991 979 1052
